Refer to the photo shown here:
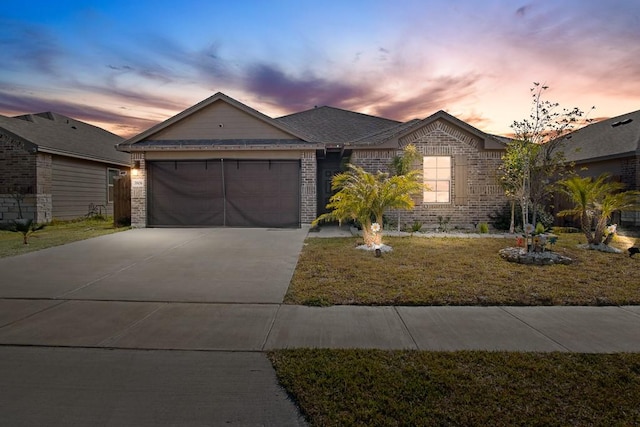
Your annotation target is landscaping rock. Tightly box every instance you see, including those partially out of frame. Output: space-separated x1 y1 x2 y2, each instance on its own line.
578 243 623 254
499 247 573 265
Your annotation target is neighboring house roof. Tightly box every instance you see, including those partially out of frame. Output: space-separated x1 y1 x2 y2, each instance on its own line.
560 109 640 163
119 92 312 150
276 106 401 144
0 112 128 166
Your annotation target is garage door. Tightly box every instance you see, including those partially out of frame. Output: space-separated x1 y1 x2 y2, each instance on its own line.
147 160 300 227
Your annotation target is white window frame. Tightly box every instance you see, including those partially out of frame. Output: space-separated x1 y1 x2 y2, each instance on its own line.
423 156 451 203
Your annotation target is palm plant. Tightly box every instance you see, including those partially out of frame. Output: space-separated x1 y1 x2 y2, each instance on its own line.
390 144 421 231
0 218 46 244
557 174 640 246
313 164 423 247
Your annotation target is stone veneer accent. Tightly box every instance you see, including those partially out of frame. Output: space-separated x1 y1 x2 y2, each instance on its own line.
35 153 52 222
0 133 52 222
352 123 508 231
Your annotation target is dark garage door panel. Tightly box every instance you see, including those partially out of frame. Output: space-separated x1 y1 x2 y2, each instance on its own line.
224 161 300 227
148 161 224 226
148 160 300 227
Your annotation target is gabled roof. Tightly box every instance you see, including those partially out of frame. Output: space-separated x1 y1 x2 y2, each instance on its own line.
119 92 310 150
0 112 128 165
560 109 640 163
117 92 509 152
352 110 506 150
348 119 421 146
276 106 401 144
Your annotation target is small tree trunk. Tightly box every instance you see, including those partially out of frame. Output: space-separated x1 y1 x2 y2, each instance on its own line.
592 217 608 245
509 200 515 234
531 205 538 229
362 227 382 247
581 213 595 244
521 196 530 251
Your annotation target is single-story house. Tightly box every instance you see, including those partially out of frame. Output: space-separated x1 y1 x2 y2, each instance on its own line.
0 112 129 222
557 109 640 227
117 92 509 229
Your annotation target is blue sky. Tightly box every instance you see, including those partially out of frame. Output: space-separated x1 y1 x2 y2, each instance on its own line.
1 0 639 137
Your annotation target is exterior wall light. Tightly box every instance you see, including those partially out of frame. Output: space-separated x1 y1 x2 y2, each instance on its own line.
132 160 141 176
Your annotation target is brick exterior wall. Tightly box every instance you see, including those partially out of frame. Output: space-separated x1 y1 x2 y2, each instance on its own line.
621 155 640 226
621 155 639 190
0 132 38 221
350 149 396 173
130 152 147 228
300 150 317 224
352 122 508 231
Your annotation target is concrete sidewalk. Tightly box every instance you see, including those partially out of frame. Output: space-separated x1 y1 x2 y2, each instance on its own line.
0 346 306 426
1 299 639 353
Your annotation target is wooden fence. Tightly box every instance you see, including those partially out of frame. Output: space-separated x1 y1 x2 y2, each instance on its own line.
113 176 131 227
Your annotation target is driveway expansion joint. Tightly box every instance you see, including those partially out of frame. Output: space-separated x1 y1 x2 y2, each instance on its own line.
97 303 167 347
0 298 68 330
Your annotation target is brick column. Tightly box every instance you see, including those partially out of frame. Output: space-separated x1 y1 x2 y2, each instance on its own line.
130 152 147 228
35 153 52 222
300 151 317 225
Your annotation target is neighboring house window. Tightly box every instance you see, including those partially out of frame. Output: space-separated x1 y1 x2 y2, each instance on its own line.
423 156 451 203
107 168 120 203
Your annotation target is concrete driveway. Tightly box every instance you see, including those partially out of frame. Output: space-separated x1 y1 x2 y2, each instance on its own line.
0 227 309 426
0 227 308 303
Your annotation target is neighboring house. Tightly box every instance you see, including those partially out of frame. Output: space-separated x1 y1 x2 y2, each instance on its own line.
117 92 509 229
557 109 640 227
0 112 129 222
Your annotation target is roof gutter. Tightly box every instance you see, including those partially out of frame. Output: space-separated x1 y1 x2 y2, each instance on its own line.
37 146 131 167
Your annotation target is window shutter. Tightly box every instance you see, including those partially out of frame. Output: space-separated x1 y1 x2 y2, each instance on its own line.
454 155 468 205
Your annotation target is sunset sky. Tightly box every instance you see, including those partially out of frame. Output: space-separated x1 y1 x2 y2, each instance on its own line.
1 0 639 138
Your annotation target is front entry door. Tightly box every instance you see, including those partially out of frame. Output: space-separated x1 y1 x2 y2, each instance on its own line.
317 151 344 216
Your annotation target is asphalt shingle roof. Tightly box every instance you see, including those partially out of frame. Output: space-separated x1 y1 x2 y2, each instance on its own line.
560 110 640 162
348 119 422 146
276 106 401 144
0 112 129 165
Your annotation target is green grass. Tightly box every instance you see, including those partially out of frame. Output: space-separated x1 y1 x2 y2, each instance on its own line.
0 217 128 258
269 349 640 426
287 234 640 306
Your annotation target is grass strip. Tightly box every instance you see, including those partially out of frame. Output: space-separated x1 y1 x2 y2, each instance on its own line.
269 349 640 426
0 217 128 258
287 234 640 306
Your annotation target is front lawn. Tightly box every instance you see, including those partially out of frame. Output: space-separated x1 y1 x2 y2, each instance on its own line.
269 349 640 426
286 233 640 306
0 217 128 258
